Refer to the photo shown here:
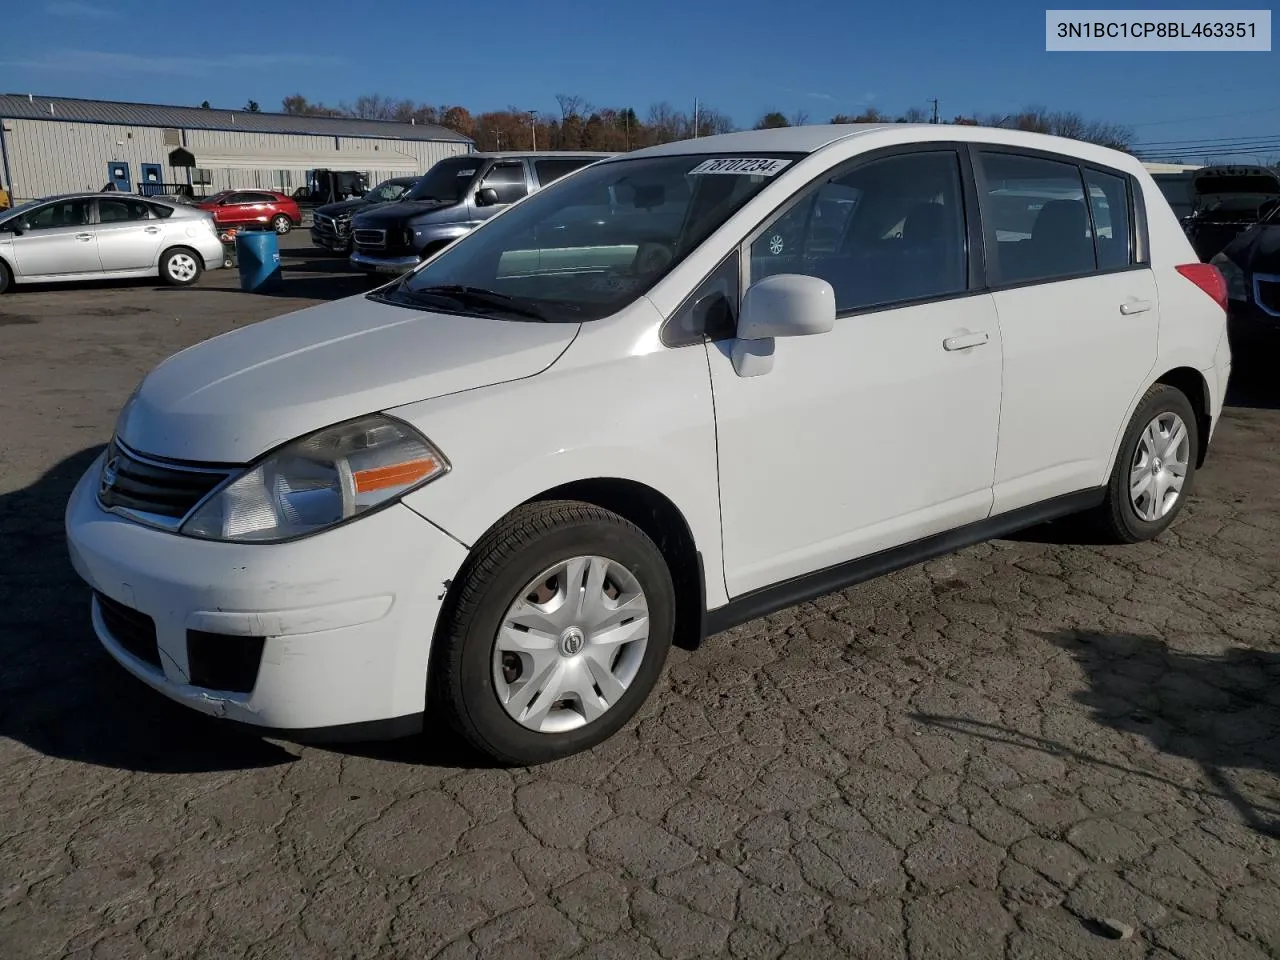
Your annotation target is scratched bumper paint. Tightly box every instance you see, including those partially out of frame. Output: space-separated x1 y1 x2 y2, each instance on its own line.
64 454 469 730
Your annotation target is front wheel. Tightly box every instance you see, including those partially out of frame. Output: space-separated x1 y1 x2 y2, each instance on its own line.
272 214 292 234
1092 384 1198 543
431 501 675 766
160 247 202 286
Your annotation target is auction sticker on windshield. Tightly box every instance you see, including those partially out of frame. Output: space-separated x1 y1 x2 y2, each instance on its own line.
688 158 792 176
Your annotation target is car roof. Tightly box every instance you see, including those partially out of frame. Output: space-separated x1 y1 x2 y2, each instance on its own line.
618 123 1140 172
464 151 617 159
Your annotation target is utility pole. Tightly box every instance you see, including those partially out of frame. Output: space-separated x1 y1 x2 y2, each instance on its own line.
929 98 939 124
693 97 699 138
528 110 538 151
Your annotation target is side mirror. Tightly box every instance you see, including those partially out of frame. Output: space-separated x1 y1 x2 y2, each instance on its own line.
731 274 835 378
1259 198 1280 222
476 187 500 207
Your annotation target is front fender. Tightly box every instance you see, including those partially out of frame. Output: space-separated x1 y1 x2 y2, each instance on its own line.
391 326 727 608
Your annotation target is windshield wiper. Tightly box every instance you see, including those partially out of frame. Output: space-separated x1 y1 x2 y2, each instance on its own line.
400 284 550 321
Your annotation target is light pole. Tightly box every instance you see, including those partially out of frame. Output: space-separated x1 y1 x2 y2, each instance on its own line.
528 110 538 151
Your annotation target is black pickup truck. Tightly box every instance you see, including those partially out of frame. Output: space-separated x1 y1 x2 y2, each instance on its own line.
310 176 421 254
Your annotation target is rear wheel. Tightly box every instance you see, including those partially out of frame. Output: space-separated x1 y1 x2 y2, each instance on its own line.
0 259 11 294
272 214 292 234
1092 384 1198 543
431 500 676 766
160 247 202 287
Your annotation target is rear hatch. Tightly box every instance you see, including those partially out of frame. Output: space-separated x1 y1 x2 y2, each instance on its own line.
1185 166 1280 260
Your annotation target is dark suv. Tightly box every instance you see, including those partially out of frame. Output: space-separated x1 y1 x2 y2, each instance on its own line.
349 151 614 274
311 176 420 254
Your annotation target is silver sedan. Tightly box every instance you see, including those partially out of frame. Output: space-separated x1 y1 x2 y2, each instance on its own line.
0 193 226 293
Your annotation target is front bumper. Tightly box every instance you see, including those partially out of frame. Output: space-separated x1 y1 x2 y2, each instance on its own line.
64 452 469 738
350 250 419 274
311 227 351 252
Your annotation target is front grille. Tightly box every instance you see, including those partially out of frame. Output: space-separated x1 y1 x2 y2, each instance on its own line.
1255 275 1280 317
95 592 161 670
353 228 386 249
97 439 232 522
187 631 265 694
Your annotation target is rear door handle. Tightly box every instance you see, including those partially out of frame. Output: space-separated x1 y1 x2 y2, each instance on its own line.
1120 299 1152 315
74 233 94 241
943 331 990 351
144 226 160 234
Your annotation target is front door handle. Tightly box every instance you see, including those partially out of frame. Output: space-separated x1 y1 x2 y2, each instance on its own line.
74 233 94 241
943 331 990 351
144 226 161 234
1120 299 1152 315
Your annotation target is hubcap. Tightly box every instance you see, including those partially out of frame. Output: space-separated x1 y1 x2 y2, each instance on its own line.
275 218 289 233
168 254 196 281
493 555 649 734
1129 411 1190 522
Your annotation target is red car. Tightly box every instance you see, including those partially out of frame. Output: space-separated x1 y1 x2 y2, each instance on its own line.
198 190 301 234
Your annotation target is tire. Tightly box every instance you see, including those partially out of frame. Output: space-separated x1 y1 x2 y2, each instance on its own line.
1092 384 1199 543
431 500 676 766
272 214 292 235
160 247 202 287
0 259 11 294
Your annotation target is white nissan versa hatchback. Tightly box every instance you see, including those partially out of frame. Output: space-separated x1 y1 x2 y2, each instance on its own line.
65 125 1231 765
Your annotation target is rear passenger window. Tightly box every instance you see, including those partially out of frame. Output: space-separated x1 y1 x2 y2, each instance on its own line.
534 158 593 187
1084 169 1132 270
750 150 968 313
979 152 1096 284
98 198 151 223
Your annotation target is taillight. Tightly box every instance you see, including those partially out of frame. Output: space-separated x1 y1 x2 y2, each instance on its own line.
1175 263 1228 313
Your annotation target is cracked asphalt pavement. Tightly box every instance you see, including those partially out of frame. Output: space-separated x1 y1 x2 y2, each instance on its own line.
3 240 1280 959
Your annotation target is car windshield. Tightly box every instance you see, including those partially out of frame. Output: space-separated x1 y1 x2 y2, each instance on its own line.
0 198 47 222
369 179 414 203
402 157 485 204
380 152 802 323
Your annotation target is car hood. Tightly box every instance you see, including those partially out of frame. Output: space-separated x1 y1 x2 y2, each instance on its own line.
315 197 378 217
354 200 456 228
117 295 580 463
1222 223 1280 276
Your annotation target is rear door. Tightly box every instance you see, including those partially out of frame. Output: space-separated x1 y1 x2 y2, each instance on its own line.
95 197 164 271
9 198 102 277
976 148 1159 514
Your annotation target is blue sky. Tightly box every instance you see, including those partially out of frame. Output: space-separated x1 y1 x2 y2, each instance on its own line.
3 0 1277 161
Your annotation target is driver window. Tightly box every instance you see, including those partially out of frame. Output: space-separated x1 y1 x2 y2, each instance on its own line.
24 198 94 230
749 150 968 313
482 162 529 205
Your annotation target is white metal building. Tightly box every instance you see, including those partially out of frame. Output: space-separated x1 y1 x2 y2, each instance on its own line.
0 94 475 202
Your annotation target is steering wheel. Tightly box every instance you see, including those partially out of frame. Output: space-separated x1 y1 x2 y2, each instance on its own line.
632 239 675 276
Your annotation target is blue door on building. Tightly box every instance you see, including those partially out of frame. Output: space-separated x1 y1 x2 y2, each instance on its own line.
140 163 163 196
107 161 132 193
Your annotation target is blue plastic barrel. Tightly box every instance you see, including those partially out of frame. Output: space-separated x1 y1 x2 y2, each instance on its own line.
236 229 282 293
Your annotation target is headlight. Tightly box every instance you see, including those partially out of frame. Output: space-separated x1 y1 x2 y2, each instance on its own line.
1210 252 1247 301
181 414 448 543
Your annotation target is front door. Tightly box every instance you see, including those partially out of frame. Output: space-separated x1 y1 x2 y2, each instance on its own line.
9 197 102 277
107 161 131 193
95 197 164 272
474 160 530 224
975 149 1161 514
708 149 1004 597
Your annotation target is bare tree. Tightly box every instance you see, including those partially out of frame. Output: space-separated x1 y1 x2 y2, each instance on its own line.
789 110 809 127
555 94 591 121
755 111 790 129
897 106 929 123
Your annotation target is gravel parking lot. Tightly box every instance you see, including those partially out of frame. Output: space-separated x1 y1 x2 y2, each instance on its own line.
2 237 1279 960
